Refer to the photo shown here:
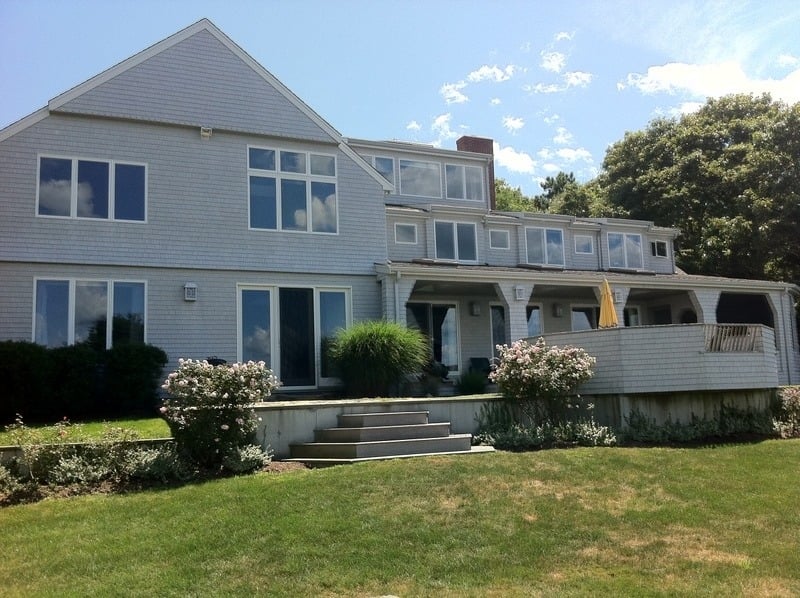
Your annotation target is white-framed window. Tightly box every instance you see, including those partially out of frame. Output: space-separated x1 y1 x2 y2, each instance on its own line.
489 229 510 250
399 159 441 198
574 234 594 255
33 278 146 349
650 240 669 258
525 227 565 266
445 164 484 201
248 146 338 234
37 156 146 221
394 223 417 244
608 232 643 269
238 285 351 387
434 220 477 262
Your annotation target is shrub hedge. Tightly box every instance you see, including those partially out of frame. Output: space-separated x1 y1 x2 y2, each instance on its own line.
0 341 167 424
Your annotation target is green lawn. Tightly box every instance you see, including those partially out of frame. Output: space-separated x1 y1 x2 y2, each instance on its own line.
2 440 799 596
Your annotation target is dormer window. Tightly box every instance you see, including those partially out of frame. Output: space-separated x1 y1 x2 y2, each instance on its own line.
651 240 669 258
525 227 564 266
445 164 484 201
608 232 643 269
435 220 477 262
399 159 441 198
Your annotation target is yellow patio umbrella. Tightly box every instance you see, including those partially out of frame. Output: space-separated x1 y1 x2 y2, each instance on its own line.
599 278 619 328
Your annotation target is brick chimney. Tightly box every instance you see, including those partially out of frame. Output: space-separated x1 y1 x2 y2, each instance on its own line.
456 136 496 209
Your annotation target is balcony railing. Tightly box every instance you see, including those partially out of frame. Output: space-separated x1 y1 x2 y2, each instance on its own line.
703 324 764 352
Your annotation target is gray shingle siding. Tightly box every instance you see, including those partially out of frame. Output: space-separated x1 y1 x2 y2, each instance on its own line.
57 30 334 143
1 115 387 275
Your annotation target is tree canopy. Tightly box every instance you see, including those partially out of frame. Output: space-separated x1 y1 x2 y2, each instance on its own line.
597 94 799 283
493 94 799 285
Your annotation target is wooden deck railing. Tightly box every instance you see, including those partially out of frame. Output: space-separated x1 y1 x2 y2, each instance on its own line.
703 324 764 352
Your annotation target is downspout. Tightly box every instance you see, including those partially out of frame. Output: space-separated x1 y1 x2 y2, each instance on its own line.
395 270 402 324
781 289 793 384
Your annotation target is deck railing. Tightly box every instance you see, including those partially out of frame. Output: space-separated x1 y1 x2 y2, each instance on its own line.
703 324 764 352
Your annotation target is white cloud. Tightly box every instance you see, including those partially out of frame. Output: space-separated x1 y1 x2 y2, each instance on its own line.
520 41 532 53
440 81 468 104
542 163 561 174
493 142 536 174
526 70 593 94
554 31 573 42
555 147 592 163
541 112 560 125
490 98 502 106
540 51 566 73
553 127 573 145
777 54 800 68
537 148 553 160
406 120 421 132
624 61 800 104
431 113 458 145
467 64 517 83
502 116 525 133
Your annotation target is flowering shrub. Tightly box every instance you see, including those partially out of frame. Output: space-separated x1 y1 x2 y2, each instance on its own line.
773 386 800 438
490 338 596 423
161 359 279 469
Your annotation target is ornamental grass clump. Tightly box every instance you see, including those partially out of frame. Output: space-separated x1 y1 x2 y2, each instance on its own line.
161 359 279 470
490 338 596 424
328 321 428 397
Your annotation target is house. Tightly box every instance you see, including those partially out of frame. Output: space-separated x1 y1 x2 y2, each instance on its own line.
1 18 798 401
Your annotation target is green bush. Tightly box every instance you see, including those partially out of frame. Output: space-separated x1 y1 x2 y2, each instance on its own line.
0 341 50 424
161 359 279 470
328 321 428 397
48 344 100 419
102 344 168 417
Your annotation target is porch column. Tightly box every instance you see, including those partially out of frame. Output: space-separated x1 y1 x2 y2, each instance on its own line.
766 289 800 385
494 282 533 342
593 284 629 325
393 275 416 327
688 290 721 324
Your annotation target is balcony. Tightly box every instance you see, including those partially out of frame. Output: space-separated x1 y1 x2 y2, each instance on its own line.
539 324 778 395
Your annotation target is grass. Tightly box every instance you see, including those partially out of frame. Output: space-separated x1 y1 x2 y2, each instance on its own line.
2 441 799 596
0 417 170 445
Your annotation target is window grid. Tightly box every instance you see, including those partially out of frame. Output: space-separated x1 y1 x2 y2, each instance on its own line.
248 145 338 234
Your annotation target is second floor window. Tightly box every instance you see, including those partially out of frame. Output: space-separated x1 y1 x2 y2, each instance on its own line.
445 164 484 201
248 147 337 234
399 159 441 198
526 227 564 266
435 220 477 262
37 156 146 221
608 232 643 269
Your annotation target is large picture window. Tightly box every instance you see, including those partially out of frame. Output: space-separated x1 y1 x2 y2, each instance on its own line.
526 227 564 266
435 221 477 262
34 279 145 350
238 285 350 387
399 159 441 197
608 232 643 269
248 146 337 234
37 156 146 221
445 164 484 201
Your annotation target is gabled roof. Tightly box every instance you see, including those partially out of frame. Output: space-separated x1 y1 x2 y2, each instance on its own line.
0 19 392 191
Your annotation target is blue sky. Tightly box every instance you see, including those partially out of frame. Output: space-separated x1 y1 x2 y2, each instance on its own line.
2 0 799 196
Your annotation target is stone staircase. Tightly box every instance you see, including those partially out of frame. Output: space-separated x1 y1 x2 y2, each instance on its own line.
286 410 491 468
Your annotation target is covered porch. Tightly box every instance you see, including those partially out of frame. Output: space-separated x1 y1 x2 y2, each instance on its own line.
376 262 800 387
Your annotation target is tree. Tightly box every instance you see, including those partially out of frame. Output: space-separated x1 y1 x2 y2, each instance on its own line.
494 178 545 212
598 94 800 284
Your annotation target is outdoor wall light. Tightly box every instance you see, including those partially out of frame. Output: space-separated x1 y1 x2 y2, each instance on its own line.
552 303 564 317
514 286 527 301
469 302 481 316
184 282 198 302
200 126 212 139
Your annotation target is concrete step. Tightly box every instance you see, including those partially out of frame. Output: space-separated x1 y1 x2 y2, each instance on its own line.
337 411 429 428
287 445 495 468
315 422 451 443
290 434 472 460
